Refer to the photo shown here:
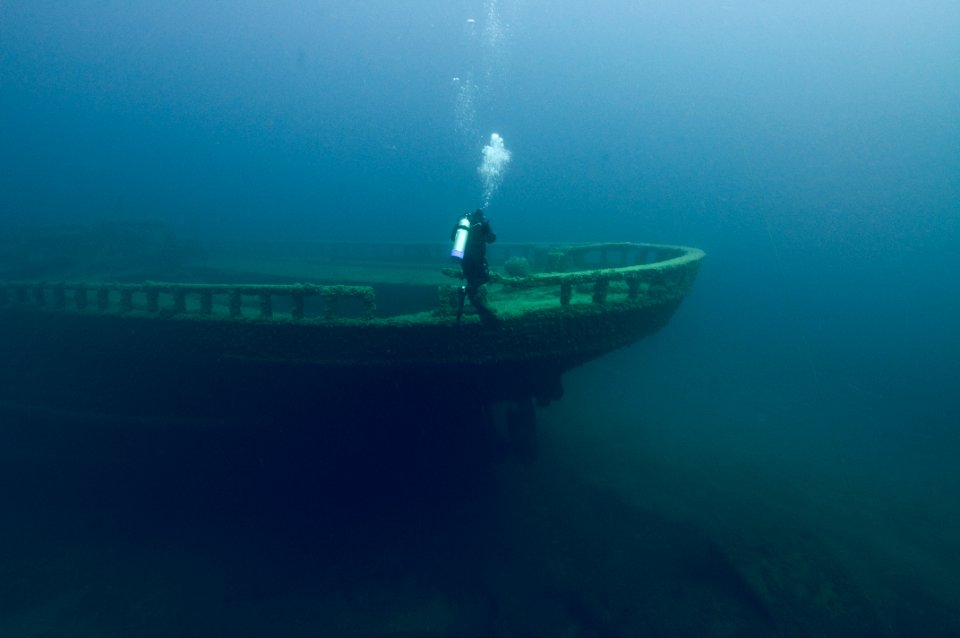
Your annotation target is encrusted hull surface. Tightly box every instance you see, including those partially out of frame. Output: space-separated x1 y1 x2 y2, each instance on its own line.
0 299 682 418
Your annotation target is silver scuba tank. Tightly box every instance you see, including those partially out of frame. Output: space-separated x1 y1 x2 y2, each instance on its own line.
450 215 470 260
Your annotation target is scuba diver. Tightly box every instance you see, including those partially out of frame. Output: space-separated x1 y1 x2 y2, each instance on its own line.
450 208 498 326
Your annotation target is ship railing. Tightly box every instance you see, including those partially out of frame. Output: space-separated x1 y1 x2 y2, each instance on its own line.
0 281 376 321
443 243 704 308
491 243 704 306
540 242 691 272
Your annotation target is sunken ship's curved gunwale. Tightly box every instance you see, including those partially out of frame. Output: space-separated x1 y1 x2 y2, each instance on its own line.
0 242 703 418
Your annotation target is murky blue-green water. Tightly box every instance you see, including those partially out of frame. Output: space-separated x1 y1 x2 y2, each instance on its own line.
1 2 958 635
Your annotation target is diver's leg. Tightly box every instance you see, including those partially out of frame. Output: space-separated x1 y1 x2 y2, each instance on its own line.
467 284 498 326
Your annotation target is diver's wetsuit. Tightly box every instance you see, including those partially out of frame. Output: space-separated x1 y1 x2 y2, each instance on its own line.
453 209 497 326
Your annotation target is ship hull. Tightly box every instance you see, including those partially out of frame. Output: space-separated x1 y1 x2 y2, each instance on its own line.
0 298 682 421
0 239 703 433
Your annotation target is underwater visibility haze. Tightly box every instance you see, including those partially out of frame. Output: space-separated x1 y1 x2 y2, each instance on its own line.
1 1 959 635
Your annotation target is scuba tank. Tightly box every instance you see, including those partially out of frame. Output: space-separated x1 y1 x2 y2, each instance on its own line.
450 215 470 260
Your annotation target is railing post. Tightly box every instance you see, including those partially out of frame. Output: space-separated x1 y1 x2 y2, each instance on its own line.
32 285 45 306
560 282 572 306
627 278 640 300
120 289 133 312
323 296 338 320
229 290 242 317
16 286 28 303
592 279 609 304
291 292 304 319
361 289 376 320
259 292 272 318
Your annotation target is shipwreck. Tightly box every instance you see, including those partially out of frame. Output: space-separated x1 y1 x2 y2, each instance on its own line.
0 225 703 457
